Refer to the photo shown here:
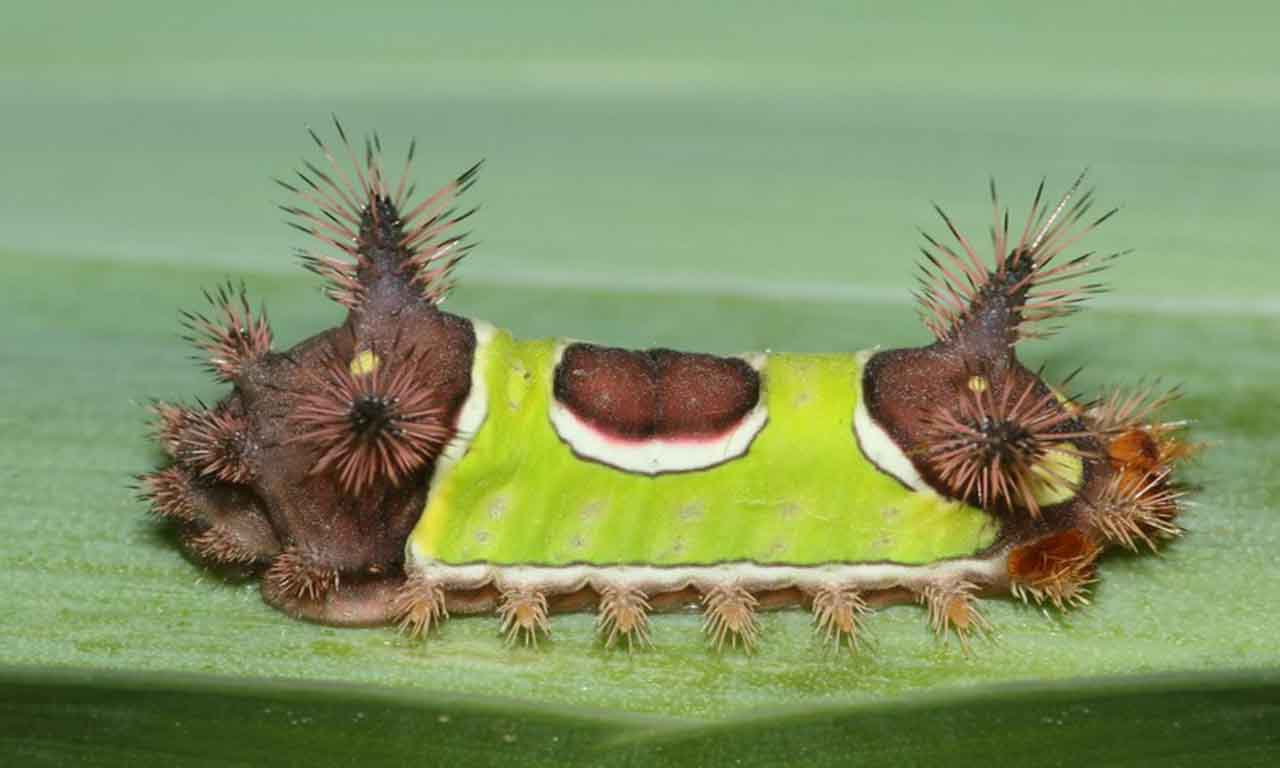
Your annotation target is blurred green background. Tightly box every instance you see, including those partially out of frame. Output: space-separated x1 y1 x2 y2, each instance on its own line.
2 2 1278 765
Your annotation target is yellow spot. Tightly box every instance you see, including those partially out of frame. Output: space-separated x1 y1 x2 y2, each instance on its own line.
1030 445 1085 507
350 350 380 377
967 375 988 394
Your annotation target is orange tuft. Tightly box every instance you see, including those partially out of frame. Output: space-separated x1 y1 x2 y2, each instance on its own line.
1108 428 1161 473
177 406 253 484
919 581 990 651
1007 529 1100 609
811 586 871 652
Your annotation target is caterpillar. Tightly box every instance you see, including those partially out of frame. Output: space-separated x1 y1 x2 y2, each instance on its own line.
136 119 1194 651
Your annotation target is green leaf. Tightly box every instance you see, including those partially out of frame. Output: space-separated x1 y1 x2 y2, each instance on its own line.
4 667 1277 767
2 1 1278 764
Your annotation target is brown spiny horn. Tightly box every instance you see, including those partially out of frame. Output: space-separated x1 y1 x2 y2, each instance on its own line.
279 118 482 310
916 173 1120 358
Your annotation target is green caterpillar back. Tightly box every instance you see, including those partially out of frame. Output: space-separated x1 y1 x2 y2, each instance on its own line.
137 120 1194 651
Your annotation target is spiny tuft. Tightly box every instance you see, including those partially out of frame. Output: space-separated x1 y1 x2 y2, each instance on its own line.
148 400 193 458
1008 530 1100 610
918 581 990 651
393 573 450 638
266 550 340 601
176 405 254 484
702 584 761 652
597 585 652 649
180 281 272 382
811 585 871 651
497 587 550 647
1089 469 1186 551
919 369 1096 517
135 466 198 521
188 525 261 565
915 172 1120 344
280 116 481 309
289 341 451 494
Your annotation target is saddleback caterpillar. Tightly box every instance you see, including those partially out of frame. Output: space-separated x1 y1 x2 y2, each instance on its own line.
137 120 1195 651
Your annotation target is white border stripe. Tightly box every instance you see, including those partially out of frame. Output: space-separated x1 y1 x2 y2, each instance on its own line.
437 320 495 467
853 395 929 493
408 557 1008 594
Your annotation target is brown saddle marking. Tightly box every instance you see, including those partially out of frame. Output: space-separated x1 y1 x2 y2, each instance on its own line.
553 343 761 440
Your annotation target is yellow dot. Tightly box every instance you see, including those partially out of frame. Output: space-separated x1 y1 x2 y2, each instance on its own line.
350 350 380 377
967 375 988 394
1029 445 1085 507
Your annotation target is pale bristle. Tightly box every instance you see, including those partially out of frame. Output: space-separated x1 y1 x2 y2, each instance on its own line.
918 581 990 651
1088 383 1183 435
701 584 761 651
497 587 550 647
597 585 652 649
810 586 870 651
393 574 450 638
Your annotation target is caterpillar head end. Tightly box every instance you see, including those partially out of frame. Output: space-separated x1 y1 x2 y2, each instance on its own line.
141 122 485 623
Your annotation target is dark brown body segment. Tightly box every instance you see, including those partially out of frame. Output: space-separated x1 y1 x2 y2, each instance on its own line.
553 343 761 439
138 124 484 621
